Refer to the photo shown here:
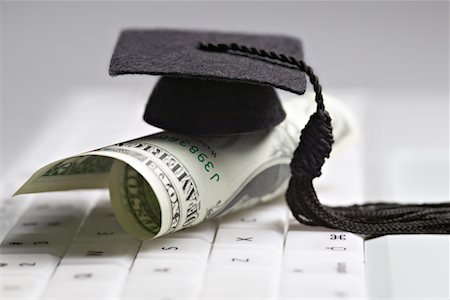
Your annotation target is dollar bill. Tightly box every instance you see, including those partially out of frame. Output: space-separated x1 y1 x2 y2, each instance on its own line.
15 94 355 239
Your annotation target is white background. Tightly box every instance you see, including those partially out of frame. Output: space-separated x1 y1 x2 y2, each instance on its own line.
1 1 449 200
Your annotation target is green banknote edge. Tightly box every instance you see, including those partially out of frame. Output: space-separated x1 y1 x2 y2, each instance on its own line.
109 160 161 240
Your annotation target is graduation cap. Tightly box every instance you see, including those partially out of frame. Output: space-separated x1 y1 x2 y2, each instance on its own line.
109 29 306 135
109 28 450 236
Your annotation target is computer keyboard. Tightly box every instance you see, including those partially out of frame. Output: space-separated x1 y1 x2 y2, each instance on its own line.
2 88 448 299
0 192 367 299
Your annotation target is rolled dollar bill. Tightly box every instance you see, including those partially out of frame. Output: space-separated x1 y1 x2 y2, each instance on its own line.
15 94 355 239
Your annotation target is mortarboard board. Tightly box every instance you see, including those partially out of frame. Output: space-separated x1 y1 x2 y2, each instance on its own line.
109 28 450 236
109 29 306 135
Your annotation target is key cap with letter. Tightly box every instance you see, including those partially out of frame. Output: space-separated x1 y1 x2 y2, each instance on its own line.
0 253 60 279
138 237 211 262
43 264 128 299
60 241 141 268
285 228 364 261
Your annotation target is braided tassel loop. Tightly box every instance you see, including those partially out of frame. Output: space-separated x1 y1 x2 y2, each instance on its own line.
198 41 450 235
290 110 333 179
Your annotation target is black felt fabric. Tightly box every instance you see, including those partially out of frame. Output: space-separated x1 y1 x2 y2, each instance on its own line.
144 77 286 135
109 29 306 95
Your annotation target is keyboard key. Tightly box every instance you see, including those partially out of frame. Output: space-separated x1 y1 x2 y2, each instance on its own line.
285 230 364 261
365 234 449 299
75 218 136 242
60 241 141 269
49 264 128 283
43 264 128 299
122 277 201 299
0 253 59 279
130 257 206 282
86 199 117 220
209 247 281 267
1 232 72 257
283 255 365 278
219 205 288 234
1 197 31 215
44 282 122 299
214 228 284 252
1 197 30 208
138 238 211 262
73 198 138 243
201 266 279 299
11 214 82 234
26 192 93 217
165 220 218 243
0 274 47 299
280 274 366 299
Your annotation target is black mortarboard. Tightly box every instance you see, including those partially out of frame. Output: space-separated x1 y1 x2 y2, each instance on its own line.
109 29 306 135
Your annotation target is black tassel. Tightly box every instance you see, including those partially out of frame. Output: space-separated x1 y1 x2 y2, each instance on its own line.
199 41 450 235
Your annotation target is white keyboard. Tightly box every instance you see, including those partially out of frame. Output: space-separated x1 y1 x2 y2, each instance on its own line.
0 192 367 299
1 88 448 299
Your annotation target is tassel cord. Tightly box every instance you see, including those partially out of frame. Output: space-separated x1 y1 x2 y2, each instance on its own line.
198 42 450 235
